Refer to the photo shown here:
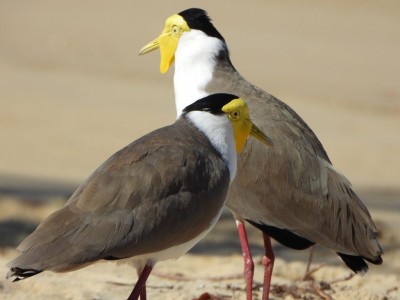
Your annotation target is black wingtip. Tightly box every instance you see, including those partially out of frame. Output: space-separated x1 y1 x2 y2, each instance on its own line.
365 255 383 265
337 253 370 275
337 251 383 276
7 267 42 282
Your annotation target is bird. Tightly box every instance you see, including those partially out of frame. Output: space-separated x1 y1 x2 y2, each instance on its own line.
139 8 383 300
6 93 273 300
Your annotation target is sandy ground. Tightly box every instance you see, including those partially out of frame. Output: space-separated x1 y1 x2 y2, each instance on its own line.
0 196 399 300
0 0 399 299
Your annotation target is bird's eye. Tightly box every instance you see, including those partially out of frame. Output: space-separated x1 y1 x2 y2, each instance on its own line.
172 26 179 35
231 111 240 119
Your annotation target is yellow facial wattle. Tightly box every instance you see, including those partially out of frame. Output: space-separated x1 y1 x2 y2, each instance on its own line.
222 98 273 153
139 14 190 73
222 99 251 153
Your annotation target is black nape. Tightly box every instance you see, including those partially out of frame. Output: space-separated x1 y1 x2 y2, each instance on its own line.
178 8 225 42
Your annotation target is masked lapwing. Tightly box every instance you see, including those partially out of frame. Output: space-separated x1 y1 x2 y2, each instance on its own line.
139 8 383 300
7 93 272 300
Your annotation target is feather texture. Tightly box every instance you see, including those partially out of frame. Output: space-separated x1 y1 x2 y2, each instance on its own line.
7 117 230 277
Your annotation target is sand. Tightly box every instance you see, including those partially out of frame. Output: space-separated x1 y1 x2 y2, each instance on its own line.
0 1 399 299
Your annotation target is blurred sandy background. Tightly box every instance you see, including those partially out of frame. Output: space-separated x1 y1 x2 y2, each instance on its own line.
0 1 399 299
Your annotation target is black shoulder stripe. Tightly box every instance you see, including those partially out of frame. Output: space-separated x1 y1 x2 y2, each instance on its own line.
183 93 239 115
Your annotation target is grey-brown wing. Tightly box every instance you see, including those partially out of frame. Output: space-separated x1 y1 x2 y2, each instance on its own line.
208 67 382 261
8 121 230 272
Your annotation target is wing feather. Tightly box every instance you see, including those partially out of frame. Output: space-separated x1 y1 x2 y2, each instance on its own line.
8 119 230 273
208 66 382 262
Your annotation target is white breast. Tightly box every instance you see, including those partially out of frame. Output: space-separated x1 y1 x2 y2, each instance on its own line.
186 111 237 181
174 30 224 116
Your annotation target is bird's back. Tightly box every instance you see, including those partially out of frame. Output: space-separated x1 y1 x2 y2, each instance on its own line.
7 118 230 275
206 63 382 263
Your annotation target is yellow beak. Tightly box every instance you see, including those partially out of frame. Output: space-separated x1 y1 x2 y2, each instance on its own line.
138 37 160 55
139 14 189 74
222 98 273 153
250 123 273 147
234 120 273 153
139 32 178 74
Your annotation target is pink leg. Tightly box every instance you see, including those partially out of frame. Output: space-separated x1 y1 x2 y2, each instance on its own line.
139 283 146 300
236 220 254 300
127 263 153 300
261 233 274 300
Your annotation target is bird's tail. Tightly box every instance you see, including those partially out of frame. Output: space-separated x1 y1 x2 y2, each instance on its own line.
6 267 42 282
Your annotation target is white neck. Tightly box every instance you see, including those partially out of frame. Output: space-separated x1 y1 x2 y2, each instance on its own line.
174 30 224 116
186 111 237 181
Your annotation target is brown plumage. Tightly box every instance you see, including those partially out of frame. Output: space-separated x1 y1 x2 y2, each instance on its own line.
7 95 238 300
7 93 274 299
209 67 382 265
139 7 383 299
7 112 230 281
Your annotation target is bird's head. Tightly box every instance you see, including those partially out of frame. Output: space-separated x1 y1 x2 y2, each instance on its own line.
139 8 224 74
222 98 273 153
183 94 273 153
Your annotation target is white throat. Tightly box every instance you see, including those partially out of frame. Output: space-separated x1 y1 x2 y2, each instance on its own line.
186 111 237 181
174 30 224 116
